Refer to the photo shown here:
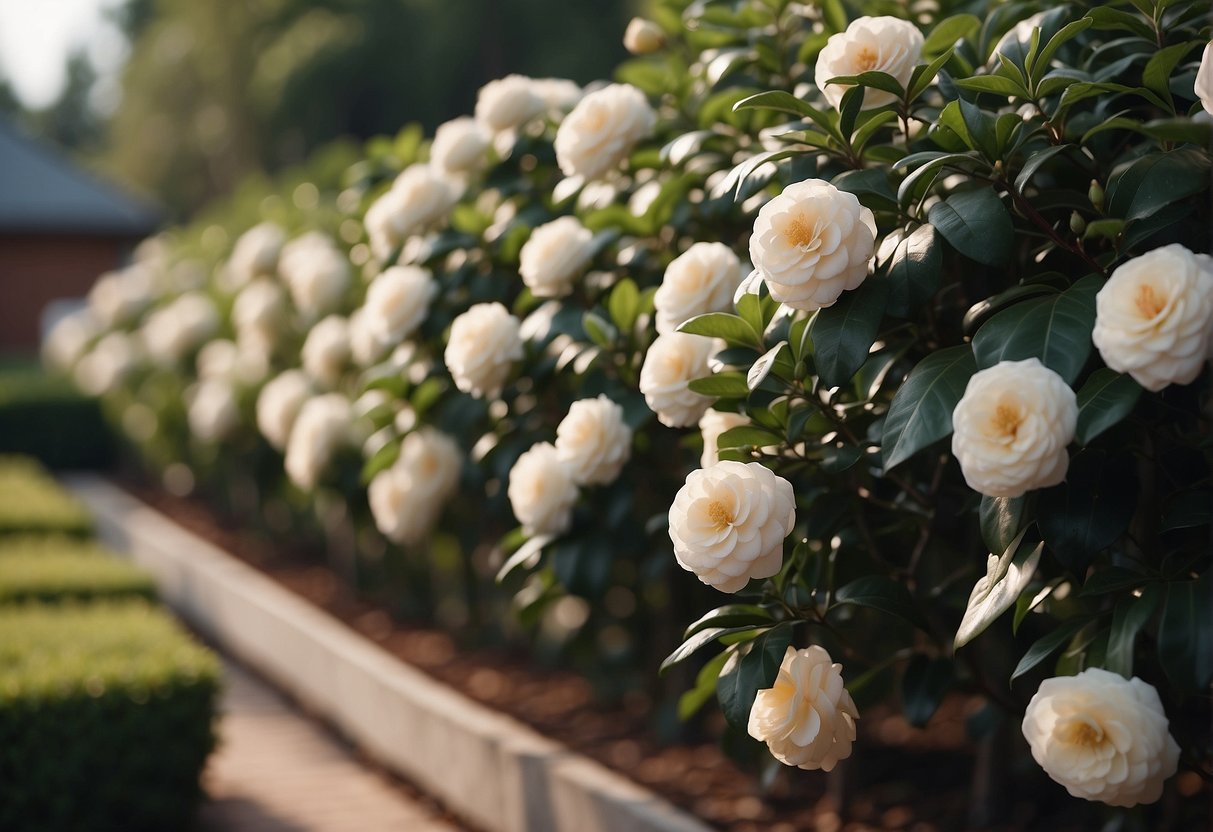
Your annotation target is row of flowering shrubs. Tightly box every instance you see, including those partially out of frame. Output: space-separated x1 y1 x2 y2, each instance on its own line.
49 0 1210 820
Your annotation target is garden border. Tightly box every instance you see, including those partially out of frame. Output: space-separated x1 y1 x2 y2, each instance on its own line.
62 474 713 832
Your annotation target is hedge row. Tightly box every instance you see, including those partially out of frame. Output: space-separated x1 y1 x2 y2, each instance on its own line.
0 536 156 605
0 359 114 470
0 457 93 537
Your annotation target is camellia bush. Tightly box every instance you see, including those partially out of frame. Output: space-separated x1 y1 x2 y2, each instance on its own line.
50 0 1211 822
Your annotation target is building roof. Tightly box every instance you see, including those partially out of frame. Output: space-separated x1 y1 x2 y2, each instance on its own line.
0 116 161 237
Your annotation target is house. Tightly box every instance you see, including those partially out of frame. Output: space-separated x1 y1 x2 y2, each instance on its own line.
0 116 160 352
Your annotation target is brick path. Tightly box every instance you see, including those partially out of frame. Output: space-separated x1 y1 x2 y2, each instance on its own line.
195 659 463 832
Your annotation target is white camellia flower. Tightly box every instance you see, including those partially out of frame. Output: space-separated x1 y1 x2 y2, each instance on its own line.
444 302 524 399
654 242 745 335
749 645 860 771
1091 244 1213 392
141 293 220 366
228 222 285 286
368 427 463 545
508 442 578 537
88 266 153 328
951 358 1077 498
301 315 352 388
73 331 140 396
639 331 716 428
187 379 241 444
750 179 877 311
196 339 241 381
232 278 287 339
532 77 583 111
1197 43 1213 115
43 308 100 371
698 409 750 469
348 306 386 368
429 117 490 175
519 216 595 298
1022 668 1180 807
284 393 352 491
363 265 437 352
475 74 548 133
554 395 633 485
624 18 665 55
279 232 351 320
256 369 312 451
554 83 656 181
814 16 924 110
668 460 796 592
364 164 459 262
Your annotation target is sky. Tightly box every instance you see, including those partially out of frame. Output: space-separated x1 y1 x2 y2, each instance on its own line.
0 0 127 109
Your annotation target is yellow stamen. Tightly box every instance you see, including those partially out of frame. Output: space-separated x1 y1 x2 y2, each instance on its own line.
1062 719 1105 748
784 216 816 249
856 47 879 72
707 500 733 530
1134 283 1166 319
992 403 1022 439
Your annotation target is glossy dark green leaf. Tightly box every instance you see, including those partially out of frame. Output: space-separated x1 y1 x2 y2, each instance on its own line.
908 49 956 101
826 70 905 99
1038 450 1138 576
688 372 750 397
882 224 941 318
955 74 1031 98
928 187 1013 265
971 275 1099 384
716 425 782 450
881 345 976 470
717 625 792 727
1157 573 1213 692
1142 41 1200 109
1012 618 1089 681
660 625 761 674
1161 490 1213 532
922 14 979 55
677 651 730 721
1105 584 1161 678
1014 144 1076 192
809 279 889 388
1028 18 1093 87
683 604 777 639
1078 566 1151 597
1076 369 1142 445
833 575 926 629
1106 148 1211 223
607 278 641 333
832 168 897 205
901 655 954 728
679 312 760 348
359 441 400 487
581 311 617 349
979 494 1028 556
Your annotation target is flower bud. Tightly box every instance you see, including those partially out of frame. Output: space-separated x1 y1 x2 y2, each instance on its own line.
623 18 665 55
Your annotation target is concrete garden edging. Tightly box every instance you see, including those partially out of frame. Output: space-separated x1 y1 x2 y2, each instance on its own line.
62 475 714 832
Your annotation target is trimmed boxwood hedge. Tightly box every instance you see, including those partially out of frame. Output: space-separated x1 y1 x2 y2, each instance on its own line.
0 601 220 832
0 537 156 604
0 457 93 537
0 359 115 470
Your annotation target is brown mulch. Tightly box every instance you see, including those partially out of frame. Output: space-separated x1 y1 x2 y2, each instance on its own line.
122 479 1205 832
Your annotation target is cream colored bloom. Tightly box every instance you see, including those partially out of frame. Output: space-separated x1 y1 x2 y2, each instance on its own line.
1197 43 1213 115
233 279 287 338
814 16 924 110
1022 668 1179 807
74 332 140 396
750 179 876 311
554 83 656 181
88 266 153 327
1092 244 1213 392
279 232 351 320
256 370 312 451
508 441 578 537
444 302 524 399
669 460 796 592
301 315 352 388
430 117 490 175
43 308 100 371
532 78 582 111
654 242 745 335
749 645 859 771
554 395 632 485
951 358 1076 498
369 427 462 545
364 165 458 262
624 18 665 55
639 332 716 428
699 409 750 468
141 293 220 366
196 339 241 381
364 265 437 352
284 393 352 490
188 379 241 443
519 216 594 298
475 74 548 133
228 222 285 286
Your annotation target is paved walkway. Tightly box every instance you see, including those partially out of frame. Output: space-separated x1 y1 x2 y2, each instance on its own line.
196 659 462 832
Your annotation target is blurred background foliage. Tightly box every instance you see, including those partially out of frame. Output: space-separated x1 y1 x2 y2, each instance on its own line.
0 0 635 217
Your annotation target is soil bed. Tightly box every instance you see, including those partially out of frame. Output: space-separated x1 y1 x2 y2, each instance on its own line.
121 478 1198 832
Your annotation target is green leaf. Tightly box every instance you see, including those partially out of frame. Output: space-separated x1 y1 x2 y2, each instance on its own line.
717 625 792 727
881 345 976 470
1012 618 1090 681
688 372 750 397
733 90 837 138
1075 369 1142 445
1014 579 1062 633
716 425 781 450
825 70 906 99
832 168 896 205
1105 585 1161 678
1106 148 1211 223
955 531 1044 649
955 74 1030 98
582 311 617 349
1142 41 1200 110
683 604 776 639
1014 144 1076 192
607 278 641 333
1038 450 1138 576
679 312 761 348
359 441 400 486
838 85 865 139
928 187 1013 266
677 651 731 721
882 224 941 318
833 576 926 629
495 534 554 582
1079 567 1151 597
901 655 954 728
809 279 889 388
1157 573 1213 692
660 625 761 674
923 14 979 55
747 341 788 391
970 274 1100 384
1029 18 1093 87
908 49 956 101
1161 490 1213 532
979 494 1028 556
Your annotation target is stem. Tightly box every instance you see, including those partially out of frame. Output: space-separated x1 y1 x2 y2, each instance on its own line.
1002 179 1108 276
